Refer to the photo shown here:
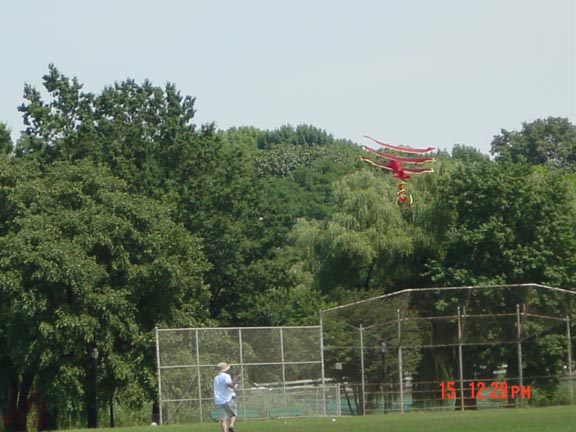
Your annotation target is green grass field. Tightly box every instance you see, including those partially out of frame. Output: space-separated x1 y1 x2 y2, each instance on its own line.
73 406 576 432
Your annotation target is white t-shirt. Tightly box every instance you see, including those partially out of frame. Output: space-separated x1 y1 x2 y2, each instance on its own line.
213 372 236 405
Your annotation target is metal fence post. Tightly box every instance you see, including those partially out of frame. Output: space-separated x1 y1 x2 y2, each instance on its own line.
457 306 464 411
155 327 163 425
517 304 524 407
567 316 573 405
359 324 366 415
398 347 404 413
195 329 202 423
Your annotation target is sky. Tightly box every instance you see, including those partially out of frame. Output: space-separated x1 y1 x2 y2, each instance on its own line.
1 0 574 154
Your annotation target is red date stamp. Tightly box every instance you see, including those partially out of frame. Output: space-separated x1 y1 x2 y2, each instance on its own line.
440 381 531 399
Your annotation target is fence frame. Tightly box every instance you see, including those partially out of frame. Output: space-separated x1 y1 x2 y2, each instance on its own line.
155 284 575 423
155 325 326 424
321 283 576 413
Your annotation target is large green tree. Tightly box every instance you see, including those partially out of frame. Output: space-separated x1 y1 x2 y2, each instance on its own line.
16 64 217 199
287 167 443 302
490 117 576 169
426 159 576 288
0 158 209 431
15 67 324 326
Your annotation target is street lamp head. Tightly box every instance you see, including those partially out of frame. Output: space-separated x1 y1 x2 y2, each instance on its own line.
91 347 99 360
380 341 387 354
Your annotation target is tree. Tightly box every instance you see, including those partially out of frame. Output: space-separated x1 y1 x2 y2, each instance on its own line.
16 65 96 162
254 125 359 179
16 64 218 199
256 124 340 149
287 168 441 302
0 158 210 431
248 125 361 225
174 143 305 324
451 144 489 163
490 117 576 169
180 125 359 324
15 66 300 326
0 123 12 155
426 159 576 288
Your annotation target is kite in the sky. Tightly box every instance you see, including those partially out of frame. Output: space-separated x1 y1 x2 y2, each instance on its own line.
361 135 435 208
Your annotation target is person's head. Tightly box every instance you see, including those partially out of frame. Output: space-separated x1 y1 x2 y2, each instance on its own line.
216 362 231 373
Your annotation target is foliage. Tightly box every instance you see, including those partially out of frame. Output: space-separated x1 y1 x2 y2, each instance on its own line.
14 67 345 328
193 125 362 323
0 123 12 155
256 124 345 149
451 144 490 163
0 158 209 428
490 117 576 169
425 159 576 288
16 64 217 200
287 166 443 301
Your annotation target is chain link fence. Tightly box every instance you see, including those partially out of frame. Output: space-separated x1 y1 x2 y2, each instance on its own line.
321 284 575 414
156 284 575 423
155 326 335 424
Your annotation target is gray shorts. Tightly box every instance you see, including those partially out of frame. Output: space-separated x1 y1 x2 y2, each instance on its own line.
215 399 237 421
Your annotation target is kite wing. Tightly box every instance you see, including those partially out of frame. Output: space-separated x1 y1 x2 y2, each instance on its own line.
403 167 434 175
364 135 435 154
362 145 435 164
360 155 397 171
360 156 412 179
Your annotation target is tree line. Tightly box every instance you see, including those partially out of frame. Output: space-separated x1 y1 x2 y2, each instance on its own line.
1 65 575 430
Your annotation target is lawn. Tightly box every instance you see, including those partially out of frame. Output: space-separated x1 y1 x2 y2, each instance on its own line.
73 406 576 432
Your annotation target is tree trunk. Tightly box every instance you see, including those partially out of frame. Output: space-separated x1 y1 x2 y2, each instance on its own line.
36 397 59 431
14 372 34 432
2 374 19 432
151 400 159 425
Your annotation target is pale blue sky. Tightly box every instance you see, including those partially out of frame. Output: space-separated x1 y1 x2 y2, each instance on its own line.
1 0 574 154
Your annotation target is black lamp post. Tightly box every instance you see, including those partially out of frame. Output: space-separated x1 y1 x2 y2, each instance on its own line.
380 342 387 375
380 342 387 412
88 347 99 428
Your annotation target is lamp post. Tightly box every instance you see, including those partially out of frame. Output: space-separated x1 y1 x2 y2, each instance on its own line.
88 348 99 428
380 342 387 413
380 342 387 374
